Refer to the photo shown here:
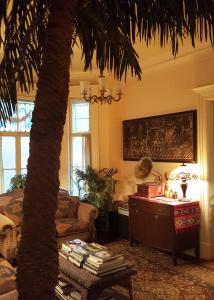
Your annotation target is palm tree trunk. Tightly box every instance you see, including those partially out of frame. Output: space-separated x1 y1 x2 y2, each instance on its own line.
16 1 77 299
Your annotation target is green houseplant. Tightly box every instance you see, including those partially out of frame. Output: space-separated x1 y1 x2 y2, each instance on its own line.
7 174 27 192
75 166 118 231
75 166 118 210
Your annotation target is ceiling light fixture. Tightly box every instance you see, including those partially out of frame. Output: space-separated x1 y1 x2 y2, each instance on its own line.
80 72 122 104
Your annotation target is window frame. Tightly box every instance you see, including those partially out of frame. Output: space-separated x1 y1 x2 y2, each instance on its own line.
0 99 34 193
69 99 91 195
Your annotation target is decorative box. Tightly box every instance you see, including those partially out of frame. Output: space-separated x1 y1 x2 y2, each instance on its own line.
135 182 163 198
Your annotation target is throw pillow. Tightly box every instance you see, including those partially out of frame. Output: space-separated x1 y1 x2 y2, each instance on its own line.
3 198 23 226
56 196 79 219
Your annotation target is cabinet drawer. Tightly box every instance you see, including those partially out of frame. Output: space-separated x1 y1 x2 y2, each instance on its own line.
129 198 171 216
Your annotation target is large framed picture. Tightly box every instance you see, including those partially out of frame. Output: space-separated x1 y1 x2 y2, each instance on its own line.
123 110 197 163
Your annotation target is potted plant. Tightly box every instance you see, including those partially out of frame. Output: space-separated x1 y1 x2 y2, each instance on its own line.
7 174 27 192
75 166 118 231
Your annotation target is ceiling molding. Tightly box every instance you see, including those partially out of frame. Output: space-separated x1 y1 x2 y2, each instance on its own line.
193 84 214 101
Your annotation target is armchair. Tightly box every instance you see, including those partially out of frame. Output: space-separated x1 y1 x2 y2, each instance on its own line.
0 214 17 261
0 190 99 260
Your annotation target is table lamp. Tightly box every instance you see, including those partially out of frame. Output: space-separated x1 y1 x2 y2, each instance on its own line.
169 164 198 200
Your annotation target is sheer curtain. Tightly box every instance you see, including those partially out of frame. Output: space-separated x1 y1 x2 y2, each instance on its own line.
194 85 214 259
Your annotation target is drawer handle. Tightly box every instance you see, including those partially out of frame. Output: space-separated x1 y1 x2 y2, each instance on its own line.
155 215 159 219
135 209 139 213
130 203 137 206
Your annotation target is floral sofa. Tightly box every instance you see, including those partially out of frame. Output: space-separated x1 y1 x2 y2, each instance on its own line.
0 189 99 261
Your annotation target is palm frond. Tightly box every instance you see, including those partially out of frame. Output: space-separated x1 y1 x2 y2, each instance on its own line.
0 0 50 125
1 0 214 125
135 0 214 55
75 0 142 80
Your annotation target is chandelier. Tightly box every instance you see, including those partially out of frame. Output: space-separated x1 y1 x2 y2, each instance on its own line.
80 72 122 104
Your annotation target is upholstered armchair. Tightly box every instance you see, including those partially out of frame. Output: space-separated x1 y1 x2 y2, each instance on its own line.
0 214 17 261
0 189 99 260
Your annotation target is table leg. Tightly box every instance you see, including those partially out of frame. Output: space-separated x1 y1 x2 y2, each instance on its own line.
172 247 177 266
127 278 134 300
195 230 200 259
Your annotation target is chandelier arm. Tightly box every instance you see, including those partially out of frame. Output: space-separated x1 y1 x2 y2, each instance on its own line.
80 72 122 104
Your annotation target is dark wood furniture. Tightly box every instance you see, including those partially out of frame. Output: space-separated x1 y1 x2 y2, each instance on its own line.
118 213 129 240
128 195 200 265
58 255 136 300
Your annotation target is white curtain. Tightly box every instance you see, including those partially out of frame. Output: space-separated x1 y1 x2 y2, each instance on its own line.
195 85 214 259
82 134 91 169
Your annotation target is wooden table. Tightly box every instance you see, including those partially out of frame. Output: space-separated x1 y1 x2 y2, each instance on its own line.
58 255 136 300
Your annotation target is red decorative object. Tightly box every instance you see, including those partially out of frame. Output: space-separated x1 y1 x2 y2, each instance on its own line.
135 182 163 198
173 202 200 232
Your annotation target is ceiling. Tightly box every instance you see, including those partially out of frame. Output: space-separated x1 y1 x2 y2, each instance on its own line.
70 37 213 84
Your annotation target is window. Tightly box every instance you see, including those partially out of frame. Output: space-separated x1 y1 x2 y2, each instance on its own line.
70 101 91 195
0 100 34 193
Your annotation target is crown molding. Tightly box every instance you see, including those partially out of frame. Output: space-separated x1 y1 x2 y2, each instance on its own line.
193 84 214 101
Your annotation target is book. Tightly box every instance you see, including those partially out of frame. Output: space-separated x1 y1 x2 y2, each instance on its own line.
61 239 87 254
83 264 126 276
59 249 70 260
68 256 83 268
86 256 125 268
83 242 106 253
88 250 122 263
118 207 129 216
55 289 68 300
69 252 83 262
55 284 74 295
55 289 78 300
84 260 126 272
69 290 81 300
58 278 71 288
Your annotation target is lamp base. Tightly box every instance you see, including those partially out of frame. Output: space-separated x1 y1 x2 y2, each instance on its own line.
180 181 188 198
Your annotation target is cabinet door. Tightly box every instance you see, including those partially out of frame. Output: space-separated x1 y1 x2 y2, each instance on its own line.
129 202 146 243
146 212 173 251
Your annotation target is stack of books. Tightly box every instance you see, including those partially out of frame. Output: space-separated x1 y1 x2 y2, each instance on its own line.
59 239 87 262
83 249 126 276
59 239 127 277
69 242 106 267
55 277 78 300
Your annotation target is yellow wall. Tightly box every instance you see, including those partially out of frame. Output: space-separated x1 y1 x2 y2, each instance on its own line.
61 43 214 201
102 45 214 200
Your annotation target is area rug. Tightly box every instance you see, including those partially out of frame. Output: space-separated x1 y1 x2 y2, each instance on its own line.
106 240 214 300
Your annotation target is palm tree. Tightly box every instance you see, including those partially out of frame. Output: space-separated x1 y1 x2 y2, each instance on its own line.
0 0 214 299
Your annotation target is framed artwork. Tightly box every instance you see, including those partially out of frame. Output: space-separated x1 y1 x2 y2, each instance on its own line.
123 110 197 163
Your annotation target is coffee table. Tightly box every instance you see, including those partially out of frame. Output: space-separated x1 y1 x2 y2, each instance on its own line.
58 255 136 300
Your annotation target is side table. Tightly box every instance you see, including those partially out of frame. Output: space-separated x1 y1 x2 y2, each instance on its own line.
58 255 136 300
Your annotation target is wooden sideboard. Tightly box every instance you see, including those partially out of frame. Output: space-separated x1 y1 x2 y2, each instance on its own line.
128 195 200 265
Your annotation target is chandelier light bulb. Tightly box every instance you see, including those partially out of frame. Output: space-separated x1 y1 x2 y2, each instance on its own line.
80 72 122 104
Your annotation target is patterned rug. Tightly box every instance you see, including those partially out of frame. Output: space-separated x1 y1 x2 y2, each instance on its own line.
106 240 214 300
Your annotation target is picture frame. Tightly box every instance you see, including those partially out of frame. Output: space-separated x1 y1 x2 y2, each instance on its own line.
123 110 197 163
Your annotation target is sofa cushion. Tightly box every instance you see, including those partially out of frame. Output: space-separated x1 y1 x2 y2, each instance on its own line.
55 218 89 237
0 189 24 214
56 196 79 219
0 258 16 295
3 198 23 227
